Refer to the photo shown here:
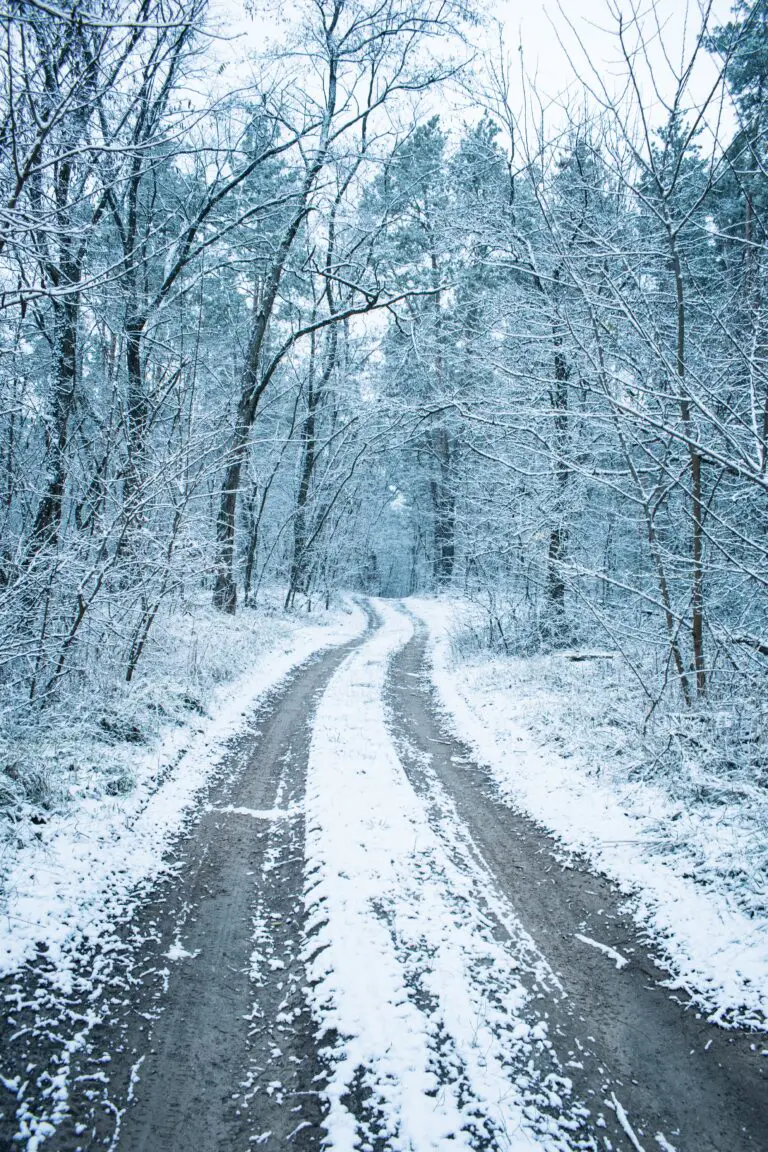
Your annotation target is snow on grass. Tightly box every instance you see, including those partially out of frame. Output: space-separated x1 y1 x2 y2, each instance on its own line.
410 597 768 1030
303 599 578 1151
0 595 366 982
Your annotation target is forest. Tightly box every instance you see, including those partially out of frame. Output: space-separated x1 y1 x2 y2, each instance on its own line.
2 2 768 1149
3 0 768 806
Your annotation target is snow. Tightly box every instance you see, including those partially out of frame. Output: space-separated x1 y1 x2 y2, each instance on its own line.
5 590 764 1147
211 804 300 819
0 597 366 984
303 599 582 1151
410 597 768 1030
0 596 366 1150
165 940 200 960
573 934 629 970
609 1093 646 1152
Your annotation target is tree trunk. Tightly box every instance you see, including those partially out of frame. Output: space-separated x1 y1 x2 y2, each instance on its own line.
122 319 148 534
31 265 80 548
286 326 339 608
429 427 455 585
211 57 338 613
547 330 569 620
285 402 318 610
671 241 706 697
212 411 252 614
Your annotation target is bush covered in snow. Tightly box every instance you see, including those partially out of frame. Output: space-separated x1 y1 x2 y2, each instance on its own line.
439 597 768 922
0 591 341 844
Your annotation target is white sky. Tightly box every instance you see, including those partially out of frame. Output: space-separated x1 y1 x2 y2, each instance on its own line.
205 0 737 140
478 0 734 136
489 1 732 99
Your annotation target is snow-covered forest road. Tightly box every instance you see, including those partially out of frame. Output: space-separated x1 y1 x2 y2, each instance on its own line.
2 601 766 1152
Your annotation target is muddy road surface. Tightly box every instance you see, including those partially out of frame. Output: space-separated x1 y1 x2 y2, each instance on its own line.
1 601 766 1152
385 614 768 1152
1 623 369 1152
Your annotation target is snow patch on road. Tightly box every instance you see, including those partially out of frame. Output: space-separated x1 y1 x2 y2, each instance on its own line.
212 803 301 820
165 940 199 961
304 600 572 1151
411 597 768 1030
573 934 629 970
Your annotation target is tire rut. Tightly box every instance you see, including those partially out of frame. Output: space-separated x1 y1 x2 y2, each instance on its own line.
384 613 768 1152
1 618 371 1152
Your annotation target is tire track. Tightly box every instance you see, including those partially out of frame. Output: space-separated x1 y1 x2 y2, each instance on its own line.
384 610 768 1152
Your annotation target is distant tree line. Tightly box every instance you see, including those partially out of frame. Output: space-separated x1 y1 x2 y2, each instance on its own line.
1 0 767 738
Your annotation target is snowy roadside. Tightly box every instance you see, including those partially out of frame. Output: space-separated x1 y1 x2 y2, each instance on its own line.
0 595 366 984
410 597 768 1031
303 600 585 1152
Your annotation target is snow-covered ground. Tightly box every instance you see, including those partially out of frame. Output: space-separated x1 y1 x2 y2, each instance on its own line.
303 600 586 1151
0 595 366 984
4 594 764 1151
410 598 768 1031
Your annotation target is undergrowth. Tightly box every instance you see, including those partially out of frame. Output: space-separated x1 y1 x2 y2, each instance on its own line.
446 597 768 919
0 590 335 839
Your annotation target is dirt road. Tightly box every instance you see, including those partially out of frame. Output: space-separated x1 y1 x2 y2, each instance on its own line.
2 601 766 1152
386 613 768 1152
1 624 368 1152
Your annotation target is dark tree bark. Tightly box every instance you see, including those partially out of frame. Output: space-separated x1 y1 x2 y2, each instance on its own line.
285 325 340 609
547 330 570 619
31 270 79 547
429 427 456 585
